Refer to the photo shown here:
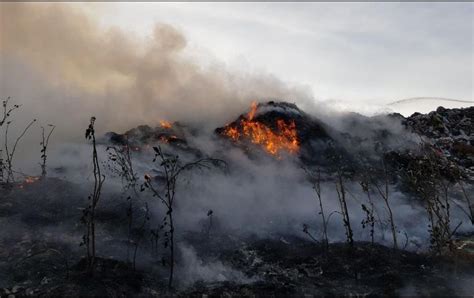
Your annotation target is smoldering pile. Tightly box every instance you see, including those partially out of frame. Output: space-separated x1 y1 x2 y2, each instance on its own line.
403 106 474 179
104 121 200 156
105 101 474 183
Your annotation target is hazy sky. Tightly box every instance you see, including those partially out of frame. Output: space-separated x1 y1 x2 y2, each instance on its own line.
89 2 473 108
1 2 473 119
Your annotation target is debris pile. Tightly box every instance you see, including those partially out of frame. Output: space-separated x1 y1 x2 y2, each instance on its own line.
404 106 474 180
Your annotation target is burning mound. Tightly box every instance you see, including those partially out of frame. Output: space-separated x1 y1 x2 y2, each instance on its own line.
220 102 299 156
104 121 191 152
216 101 348 166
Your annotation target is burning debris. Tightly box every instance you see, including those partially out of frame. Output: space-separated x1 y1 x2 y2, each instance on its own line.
17 176 41 189
24 176 40 184
104 102 472 180
104 122 194 154
159 120 173 129
216 101 350 169
221 102 299 157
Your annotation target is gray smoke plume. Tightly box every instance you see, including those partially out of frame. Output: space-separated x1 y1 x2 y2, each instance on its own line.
1 3 312 140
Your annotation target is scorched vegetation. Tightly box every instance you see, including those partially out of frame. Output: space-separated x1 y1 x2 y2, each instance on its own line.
0 98 473 296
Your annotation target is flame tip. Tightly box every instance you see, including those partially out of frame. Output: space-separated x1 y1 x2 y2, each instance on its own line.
160 120 172 129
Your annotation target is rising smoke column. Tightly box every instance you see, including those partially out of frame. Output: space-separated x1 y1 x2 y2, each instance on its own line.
0 3 312 139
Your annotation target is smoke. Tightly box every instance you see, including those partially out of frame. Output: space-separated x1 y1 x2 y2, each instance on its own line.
0 2 312 140
75 133 467 252
1 3 419 171
176 245 255 287
398 273 474 297
2 4 474 295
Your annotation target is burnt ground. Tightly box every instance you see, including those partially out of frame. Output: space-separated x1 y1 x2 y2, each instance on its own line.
1 232 473 297
1 179 473 297
180 234 474 297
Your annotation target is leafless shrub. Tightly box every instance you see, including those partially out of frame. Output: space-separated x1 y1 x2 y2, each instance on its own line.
143 145 226 289
359 179 376 245
106 140 141 264
372 160 398 249
303 166 331 250
150 228 160 258
0 97 20 183
106 140 139 193
335 169 354 247
81 116 106 272
445 162 474 225
457 181 473 224
424 183 458 254
0 97 36 184
4 118 37 183
206 209 213 239
302 223 320 244
403 141 461 254
40 124 56 178
0 97 20 127
131 203 150 271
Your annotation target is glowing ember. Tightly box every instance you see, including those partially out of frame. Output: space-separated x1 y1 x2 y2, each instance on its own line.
17 176 40 188
159 135 178 143
225 127 240 141
160 120 172 129
223 102 299 156
24 176 40 184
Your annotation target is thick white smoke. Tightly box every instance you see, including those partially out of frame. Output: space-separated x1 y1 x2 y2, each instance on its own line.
1 3 472 268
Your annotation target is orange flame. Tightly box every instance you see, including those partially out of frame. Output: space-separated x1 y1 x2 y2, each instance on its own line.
223 102 299 157
24 176 40 184
18 176 40 189
159 135 178 143
225 127 240 141
247 101 258 120
160 120 172 129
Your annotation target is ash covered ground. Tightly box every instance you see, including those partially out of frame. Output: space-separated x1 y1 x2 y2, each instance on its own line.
1 101 474 297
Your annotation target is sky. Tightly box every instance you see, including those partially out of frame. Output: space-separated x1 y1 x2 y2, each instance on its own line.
1 2 473 119
87 2 473 112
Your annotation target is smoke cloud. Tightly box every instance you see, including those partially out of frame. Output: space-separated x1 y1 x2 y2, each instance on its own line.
1 2 312 139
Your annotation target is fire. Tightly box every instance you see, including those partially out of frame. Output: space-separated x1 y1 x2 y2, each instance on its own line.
247 101 258 120
225 127 240 141
159 135 178 143
160 120 172 129
24 176 40 184
17 176 40 189
223 102 299 156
